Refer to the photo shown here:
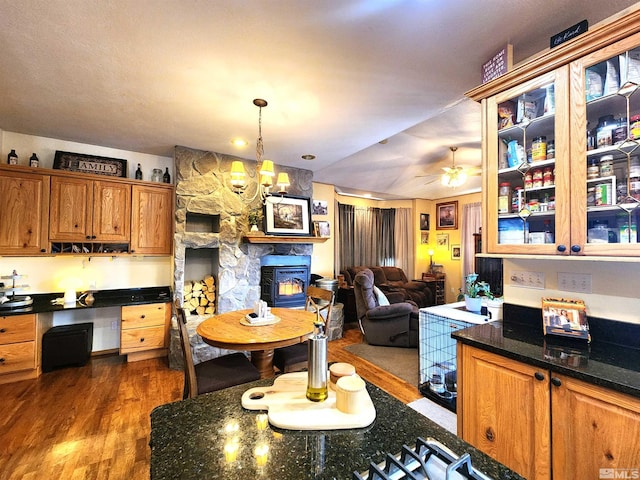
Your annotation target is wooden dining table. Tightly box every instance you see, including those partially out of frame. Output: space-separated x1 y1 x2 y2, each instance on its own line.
196 307 317 378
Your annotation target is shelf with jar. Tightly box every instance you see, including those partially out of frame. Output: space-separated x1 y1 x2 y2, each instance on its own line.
469 9 640 257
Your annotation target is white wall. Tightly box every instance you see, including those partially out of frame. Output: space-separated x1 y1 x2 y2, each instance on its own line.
502 257 640 325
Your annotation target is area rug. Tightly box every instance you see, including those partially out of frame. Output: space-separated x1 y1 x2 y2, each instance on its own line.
343 342 457 434
343 343 419 385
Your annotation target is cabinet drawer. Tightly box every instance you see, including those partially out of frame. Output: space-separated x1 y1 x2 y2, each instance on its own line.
0 315 36 345
120 325 166 353
0 341 36 374
121 303 168 329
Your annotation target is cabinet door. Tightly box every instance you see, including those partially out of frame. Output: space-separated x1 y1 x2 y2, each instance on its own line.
459 345 551 480
570 30 640 256
92 180 131 242
485 67 570 255
49 176 93 241
131 185 173 255
0 170 49 254
552 373 640 480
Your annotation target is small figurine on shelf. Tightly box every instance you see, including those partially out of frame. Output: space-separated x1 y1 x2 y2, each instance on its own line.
29 153 39 167
163 167 171 183
7 149 18 165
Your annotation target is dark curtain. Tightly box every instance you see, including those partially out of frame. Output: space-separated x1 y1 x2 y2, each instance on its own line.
337 203 396 273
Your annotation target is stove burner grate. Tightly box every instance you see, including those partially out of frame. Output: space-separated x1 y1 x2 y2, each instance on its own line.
353 437 494 480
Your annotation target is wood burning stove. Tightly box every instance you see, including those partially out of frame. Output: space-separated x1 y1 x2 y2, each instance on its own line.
260 255 311 308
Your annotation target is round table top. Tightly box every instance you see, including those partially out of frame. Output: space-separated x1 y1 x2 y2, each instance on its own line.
196 308 317 351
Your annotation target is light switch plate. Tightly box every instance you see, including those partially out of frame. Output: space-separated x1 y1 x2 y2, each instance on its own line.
558 272 592 293
510 270 545 289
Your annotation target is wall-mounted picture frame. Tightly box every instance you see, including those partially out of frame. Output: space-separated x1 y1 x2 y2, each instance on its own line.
542 297 590 342
436 233 449 250
53 150 128 178
312 200 328 215
436 200 458 230
420 213 430 231
264 195 311 236
313 220 331 237
421 231 429 244
451 244 461 260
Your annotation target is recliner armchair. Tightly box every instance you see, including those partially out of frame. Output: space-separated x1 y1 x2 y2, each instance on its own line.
353 268 419 348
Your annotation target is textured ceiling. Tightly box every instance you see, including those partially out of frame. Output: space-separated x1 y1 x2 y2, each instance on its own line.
0 1 638 199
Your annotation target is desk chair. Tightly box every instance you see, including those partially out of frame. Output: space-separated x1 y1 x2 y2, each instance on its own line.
272 285 334 373
176 302 260 399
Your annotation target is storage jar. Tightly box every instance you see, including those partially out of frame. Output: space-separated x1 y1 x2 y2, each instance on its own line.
498 183 511 213
531 136 547 162
599 155 614 177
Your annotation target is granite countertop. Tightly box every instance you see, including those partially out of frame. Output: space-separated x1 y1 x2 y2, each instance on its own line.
150 379 524 480
0 286 172 316
452 309 640 399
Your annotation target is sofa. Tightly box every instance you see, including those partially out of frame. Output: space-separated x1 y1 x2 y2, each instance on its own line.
342 265 434 308
353 268 419 347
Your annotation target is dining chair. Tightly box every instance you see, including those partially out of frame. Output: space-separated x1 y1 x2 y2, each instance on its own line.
175 301 260 399
272 285 334 373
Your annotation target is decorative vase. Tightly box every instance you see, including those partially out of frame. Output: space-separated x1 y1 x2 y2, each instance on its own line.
464 295 482 312
250 224 259 232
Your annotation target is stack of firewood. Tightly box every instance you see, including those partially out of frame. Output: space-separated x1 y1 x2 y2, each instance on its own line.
183 274 216 315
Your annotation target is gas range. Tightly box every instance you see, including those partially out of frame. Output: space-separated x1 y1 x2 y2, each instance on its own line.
354 437 493 480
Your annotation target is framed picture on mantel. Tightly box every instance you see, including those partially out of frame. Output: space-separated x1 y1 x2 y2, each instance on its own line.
264 195 312 236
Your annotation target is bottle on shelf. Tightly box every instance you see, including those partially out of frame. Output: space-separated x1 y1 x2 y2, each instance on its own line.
163 167 171 183
7 149 18 165
135 163 143 180
29 153 39 167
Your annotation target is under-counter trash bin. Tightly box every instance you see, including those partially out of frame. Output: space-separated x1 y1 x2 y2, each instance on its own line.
41 323 93 372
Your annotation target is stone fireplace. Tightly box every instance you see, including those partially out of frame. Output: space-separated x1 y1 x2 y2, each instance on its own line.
169 145 315 368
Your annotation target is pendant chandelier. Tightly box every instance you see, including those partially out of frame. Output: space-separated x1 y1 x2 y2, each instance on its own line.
230 99 290 202
441 146 467 188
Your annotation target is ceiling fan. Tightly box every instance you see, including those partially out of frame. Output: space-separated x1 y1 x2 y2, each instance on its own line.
416 146 481 187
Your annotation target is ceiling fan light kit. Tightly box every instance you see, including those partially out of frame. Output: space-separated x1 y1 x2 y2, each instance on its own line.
441 146 468 188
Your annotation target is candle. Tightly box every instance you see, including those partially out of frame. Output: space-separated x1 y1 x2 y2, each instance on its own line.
254 443 269 467
255 413 268 430
223 440 239 463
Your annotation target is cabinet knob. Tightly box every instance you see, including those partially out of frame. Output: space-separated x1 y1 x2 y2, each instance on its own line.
485 427 495 442
85 235 91 240
91 235 97 240
0 358 5 364
551 377 562 387
571 244 581 253
40 249 46 253
534 372 545 381
141 315 146 319
557 244 566 252
0 328 5 333
140 338 145 343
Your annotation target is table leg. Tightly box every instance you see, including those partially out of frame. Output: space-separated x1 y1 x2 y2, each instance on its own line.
251 349 275 378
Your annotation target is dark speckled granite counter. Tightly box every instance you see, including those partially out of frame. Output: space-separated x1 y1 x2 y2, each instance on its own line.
0 286 171 316
452 304 640 399
150 379 524 480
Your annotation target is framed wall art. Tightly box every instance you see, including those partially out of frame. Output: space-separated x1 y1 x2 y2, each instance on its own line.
420 213 430 231
264 195 311 236
436 201 458 230
436 233 449 250
53 150 128 178
312 200 328 215
421 231 429 244
451 244 461 260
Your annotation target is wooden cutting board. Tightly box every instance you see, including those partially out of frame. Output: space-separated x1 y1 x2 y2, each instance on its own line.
241 372 376 430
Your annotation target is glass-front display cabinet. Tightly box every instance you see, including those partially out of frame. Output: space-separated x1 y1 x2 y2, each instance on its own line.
470 11 640 257
484 69 570 255
570 31 640 256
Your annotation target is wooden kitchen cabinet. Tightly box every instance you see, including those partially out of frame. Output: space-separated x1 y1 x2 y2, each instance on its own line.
467 11 640 257
120 302 170 361
0 167 50 255
131 184 173 255
458 344 640 480
0 314 38 384
49 176 131 243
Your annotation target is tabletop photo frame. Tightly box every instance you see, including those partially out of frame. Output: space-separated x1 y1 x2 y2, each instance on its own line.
542 297 590 342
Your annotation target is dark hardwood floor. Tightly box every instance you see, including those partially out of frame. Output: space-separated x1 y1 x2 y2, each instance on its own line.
0 327 421 480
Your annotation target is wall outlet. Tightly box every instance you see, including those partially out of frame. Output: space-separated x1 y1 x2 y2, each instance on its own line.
111 321 118 330
510 270 545 289
558 272 592 293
